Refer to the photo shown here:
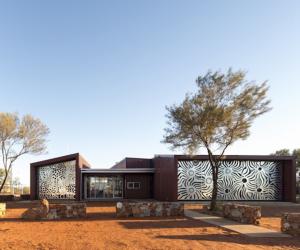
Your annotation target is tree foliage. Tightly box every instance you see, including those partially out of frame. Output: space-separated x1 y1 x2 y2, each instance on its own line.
271 148 300 169
163 69 271 210
293 149 300 170
271 149 290 156
0 112 49 193
22 186 30 194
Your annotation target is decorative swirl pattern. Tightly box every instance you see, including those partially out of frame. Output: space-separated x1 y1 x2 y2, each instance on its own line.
38 160 76 200
178 160 282 200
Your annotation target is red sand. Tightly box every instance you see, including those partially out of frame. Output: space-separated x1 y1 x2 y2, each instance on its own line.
0 202 299 250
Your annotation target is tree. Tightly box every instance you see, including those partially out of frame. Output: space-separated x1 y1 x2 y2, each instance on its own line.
12 177 21 187
271 148 300 170
12 176 21 194
292 149 300 170
271 149 290 156
22 186 30 194
0 168 5 191
0 113 49 193
163 69 271 210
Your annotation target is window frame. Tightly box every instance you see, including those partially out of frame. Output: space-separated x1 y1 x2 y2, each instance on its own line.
127 181 141 190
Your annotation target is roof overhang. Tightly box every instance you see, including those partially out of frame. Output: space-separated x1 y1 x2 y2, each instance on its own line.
81 168 155 174
173 155 296 161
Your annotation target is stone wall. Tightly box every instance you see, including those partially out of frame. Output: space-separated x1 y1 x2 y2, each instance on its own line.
116 202 184 218
0 203 6 218
281 213 300 236
47 203 86 219
22 199 86 220
203 203 261 225
223 203 261 225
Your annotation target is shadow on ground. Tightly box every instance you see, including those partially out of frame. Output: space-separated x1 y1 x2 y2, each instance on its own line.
156 233 300 248
119 218 217 229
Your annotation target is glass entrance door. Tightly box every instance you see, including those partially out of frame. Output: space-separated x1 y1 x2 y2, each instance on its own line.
84 176 123 200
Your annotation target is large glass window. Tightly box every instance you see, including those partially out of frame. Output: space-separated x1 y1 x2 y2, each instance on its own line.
84 176 123 199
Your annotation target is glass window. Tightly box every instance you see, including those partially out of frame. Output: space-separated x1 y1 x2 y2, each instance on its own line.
127 182 141 190
84 175 123 199
134 182 141 189
127 182 134 189
114 178 123 198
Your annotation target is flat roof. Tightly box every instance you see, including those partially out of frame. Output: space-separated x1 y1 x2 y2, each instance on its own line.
81 168 155 174
30 153 85 167
173 155 296 161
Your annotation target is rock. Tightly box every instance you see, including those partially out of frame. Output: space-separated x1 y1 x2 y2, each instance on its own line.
39 199 49 214
281 213 300 236
230 208 242 218
116 202 123 209
40 199 49 209
22 200 86 220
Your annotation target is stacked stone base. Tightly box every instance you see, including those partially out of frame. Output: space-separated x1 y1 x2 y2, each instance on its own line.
47 203 86 219
223 203 261 225
281 213 300 236
116 202 184 218
22 199 86 220
203 203 261 225
0 203 6 218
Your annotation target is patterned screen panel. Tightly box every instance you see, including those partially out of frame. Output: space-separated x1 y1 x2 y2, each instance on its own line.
178 160 282 201
37 160 76 200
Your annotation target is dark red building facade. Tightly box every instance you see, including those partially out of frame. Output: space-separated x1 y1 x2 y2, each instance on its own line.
30 153 297 202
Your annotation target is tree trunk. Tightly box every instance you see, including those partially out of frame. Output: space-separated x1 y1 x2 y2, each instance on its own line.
206 151 219 211
210 169 218 211
205 144 229 211
0 170 9 193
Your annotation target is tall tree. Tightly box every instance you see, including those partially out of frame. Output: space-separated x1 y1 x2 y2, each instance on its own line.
0 113 49 193
163 69 271 210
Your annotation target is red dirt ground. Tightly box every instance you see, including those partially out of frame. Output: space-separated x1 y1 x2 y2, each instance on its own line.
260 205 300 231
0 202 299 250
190 202 300 233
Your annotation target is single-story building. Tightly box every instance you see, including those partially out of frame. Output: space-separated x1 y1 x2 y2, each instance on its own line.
30 153 297 202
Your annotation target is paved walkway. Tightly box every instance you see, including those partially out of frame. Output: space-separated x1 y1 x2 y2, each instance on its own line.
185 209 291 238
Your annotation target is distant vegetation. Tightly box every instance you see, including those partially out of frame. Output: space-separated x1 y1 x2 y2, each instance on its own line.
271 148 300 169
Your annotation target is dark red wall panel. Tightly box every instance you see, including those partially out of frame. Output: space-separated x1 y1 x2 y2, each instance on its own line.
124 174 153 199
153 156 177 201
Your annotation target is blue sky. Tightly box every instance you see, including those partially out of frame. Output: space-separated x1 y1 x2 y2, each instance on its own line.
0 1 299 185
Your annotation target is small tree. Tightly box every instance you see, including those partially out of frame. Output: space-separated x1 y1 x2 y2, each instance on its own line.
12 177 22 194
163 69 271 210
0 113 49 193
22 186 30 194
